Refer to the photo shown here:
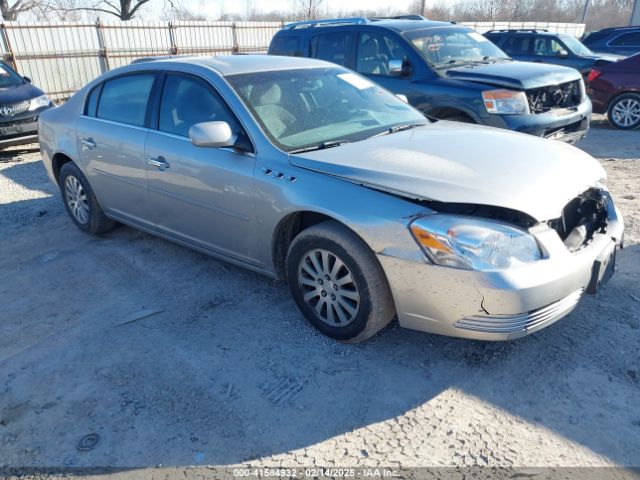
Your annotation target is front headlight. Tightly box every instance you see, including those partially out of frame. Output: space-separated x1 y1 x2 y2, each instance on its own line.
409 215 542 270
482 89 530 115
29 94 50 111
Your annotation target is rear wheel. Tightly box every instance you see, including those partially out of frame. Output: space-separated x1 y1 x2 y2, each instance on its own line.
607 93 640 130
59 162 115 234
286 221 395 342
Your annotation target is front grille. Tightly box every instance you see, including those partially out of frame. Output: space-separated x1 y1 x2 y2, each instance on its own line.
548 188 608 252
526 80 582 114
455 289 583 334
0 115 37 127
0 100 30 118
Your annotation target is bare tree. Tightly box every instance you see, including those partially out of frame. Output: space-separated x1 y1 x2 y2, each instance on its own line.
0 0 42 20
62 0 154 20
296 0 324 20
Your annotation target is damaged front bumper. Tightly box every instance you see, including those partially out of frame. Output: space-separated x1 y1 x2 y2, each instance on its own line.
377 197 624 341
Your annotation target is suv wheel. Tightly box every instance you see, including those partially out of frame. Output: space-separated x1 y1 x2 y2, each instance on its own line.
286 221 395 342
59 162 115 234
608 93 640 130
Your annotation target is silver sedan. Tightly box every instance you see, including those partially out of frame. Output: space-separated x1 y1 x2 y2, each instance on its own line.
39 55 624 342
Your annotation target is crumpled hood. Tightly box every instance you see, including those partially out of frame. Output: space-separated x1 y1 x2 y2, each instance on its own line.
289 122 606 222
444 60 582 90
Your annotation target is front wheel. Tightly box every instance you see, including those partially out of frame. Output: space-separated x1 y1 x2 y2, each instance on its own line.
286 221 395 342
607 93 640 130
59 162 115 234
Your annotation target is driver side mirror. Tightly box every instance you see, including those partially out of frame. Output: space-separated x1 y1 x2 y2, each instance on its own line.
556 49 569 58
388 59 404 75
23 76 31 83
189 121 235 148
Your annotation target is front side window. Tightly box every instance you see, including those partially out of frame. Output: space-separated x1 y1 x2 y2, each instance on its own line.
406 27 509 68
311 32 352 66
159 74 239 137
227 67 427 152
532 37 566 56
356 32 411 76
97 74 155 126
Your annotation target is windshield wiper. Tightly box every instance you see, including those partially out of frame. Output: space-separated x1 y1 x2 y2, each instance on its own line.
370 122 426 138
289 140 350 154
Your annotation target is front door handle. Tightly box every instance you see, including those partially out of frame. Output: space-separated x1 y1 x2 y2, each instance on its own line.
147 156 170 171
80 137 96 150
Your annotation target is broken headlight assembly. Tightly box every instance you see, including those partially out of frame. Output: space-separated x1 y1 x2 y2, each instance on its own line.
409 215 542 270
482 89 530 115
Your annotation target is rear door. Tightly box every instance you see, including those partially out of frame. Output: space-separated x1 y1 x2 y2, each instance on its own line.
144 72 257 263
310 30 355 67
76 72 157 227
498 35 533 61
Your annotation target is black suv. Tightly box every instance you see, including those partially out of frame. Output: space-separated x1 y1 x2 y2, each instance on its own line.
0 61 53 149
485 29 622 76
582 26 640 57
268 17 592 142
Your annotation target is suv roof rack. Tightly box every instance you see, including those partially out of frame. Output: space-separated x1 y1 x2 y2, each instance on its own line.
485 28 549 34
283 17 370 29
283 15 428 29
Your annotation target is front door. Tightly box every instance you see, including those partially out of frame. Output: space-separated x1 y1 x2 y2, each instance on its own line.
144 73 256 263
76 73 157 226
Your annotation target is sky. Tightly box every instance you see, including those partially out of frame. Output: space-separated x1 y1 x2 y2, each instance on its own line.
145 0 427 19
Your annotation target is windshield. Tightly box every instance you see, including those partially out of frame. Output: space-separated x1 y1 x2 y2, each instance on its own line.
0 62 25 88
560 35 594 56
406 27 509 67
226 68 428 152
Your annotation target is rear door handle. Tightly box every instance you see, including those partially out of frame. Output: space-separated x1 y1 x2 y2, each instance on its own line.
147 155 170 171
80 137 96 150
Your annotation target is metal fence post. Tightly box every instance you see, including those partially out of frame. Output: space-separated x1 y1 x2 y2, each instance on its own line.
0 23 18 71
168 21 178 55
231 22 238 53
95 18 110 73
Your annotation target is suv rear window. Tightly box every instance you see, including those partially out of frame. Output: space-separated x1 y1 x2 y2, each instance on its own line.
270 36 302 56
611 32 640 46
310 32 352 66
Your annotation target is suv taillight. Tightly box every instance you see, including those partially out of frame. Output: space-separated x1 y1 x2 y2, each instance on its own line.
587 68 602 83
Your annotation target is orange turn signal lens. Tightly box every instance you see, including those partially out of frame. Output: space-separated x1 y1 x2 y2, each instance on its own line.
410 225 453 254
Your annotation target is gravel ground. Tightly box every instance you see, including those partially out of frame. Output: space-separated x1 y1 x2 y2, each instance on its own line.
0 120 639 474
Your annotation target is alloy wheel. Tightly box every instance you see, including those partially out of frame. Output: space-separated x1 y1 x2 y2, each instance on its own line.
612 98 640 128
64 175 90 225
297 248 360 327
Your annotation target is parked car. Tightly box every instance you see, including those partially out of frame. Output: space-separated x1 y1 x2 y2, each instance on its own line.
587 53 640 130
0 61 53 149
582 26 640 57
39 55 623 342
484 29 622 76
268 17 592 143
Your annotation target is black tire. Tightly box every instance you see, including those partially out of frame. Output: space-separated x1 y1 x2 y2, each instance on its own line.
58 162 115 234
286 221 395 342
607 93 640 130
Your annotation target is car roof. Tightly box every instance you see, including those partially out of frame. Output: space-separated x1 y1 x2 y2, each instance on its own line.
279 19 457 34
132 54 335 76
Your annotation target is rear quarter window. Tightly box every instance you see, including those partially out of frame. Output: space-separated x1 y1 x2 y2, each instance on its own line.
269 35 302 56
611 32 640 46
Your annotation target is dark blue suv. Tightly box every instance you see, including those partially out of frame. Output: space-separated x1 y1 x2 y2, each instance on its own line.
268 17 591 143
582 26 640 56
484 29 622 76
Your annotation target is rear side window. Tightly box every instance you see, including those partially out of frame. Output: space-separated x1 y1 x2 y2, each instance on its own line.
501 36 531 54
270 35 302 56
311 32 352 66
97 74 155 127
611 32 640 46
